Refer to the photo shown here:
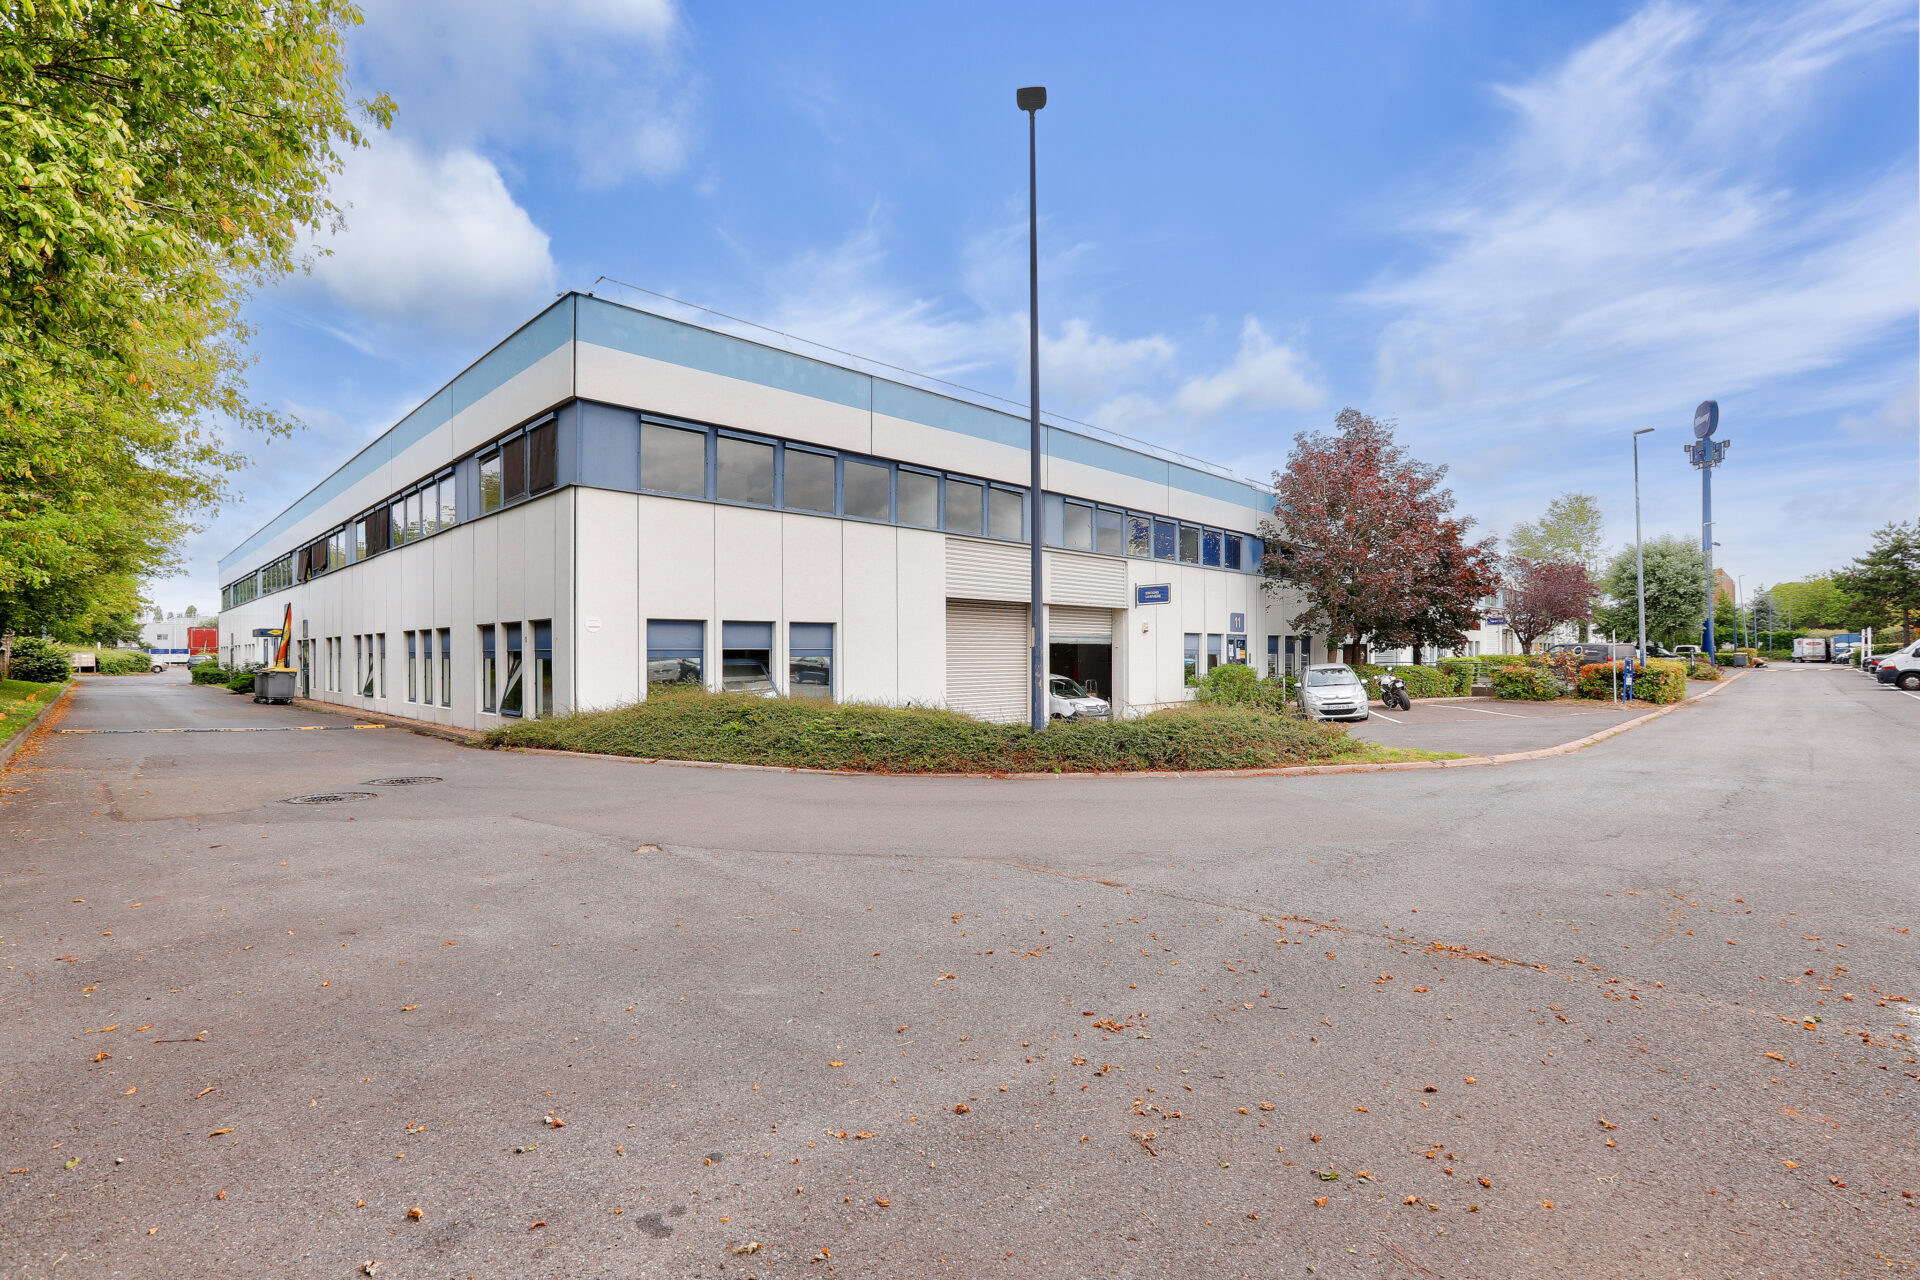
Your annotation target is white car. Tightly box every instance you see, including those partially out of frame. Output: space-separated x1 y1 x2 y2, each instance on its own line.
1049 674 1110 721
1874 640 1920 691
1298 663 1369 721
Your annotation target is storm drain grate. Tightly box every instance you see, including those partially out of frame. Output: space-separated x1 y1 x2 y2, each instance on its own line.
283 791 379 805
361 776 443 787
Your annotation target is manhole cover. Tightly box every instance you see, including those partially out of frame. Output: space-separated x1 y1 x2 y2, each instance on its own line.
283 791 379 805
361 776 443 787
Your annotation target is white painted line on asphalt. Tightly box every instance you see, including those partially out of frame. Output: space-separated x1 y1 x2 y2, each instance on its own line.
1369 710 1404 723
1454 706 1526 718
1901 691 1920 703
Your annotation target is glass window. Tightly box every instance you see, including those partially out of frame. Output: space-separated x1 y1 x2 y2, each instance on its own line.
502 434 528 502
406 491 423 542
1153 519 1177 560
1127 514 1152 557
360 635 375 697
1225 534 1242 571
1184 633 1200 685
407 631 417 702
988 487 1023 540
438 628 452 707
533 621 553 718
377 633 386 698
438 475 457 530
1063 501 1093 551
783 447 835 513
1247 537 1264 568
1179 525 1200 564
720 621 775 695
1202 528 1222 567
500 623 523 717
789 622 833 699
716 435 775 505
1208 633 1222 671
1095 508 1124 556
353 521 367 561
1042 494 1064 547
642 423 707 497
647 620 705 688
529 419 558 493
945 478 983 534
480 452 503 514
843 459 890 521
480 626 497 714
389 503 404 549
898 469 938 527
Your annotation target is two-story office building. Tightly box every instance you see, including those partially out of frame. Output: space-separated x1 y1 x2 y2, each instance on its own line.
218 293 1329 730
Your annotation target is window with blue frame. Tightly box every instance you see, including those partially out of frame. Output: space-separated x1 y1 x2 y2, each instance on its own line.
1225 534 1243 570
945 478 984 535
789 623 833 699
643 423 707 496
647 620 704 688
721 621 776 694
1126 514 1152 557
717 434 775 505
897 469 939 527
1153 519 1177 560
1202 528 1222 567
1095 507 1124 555
1179 525 1201 564
987 486 1023 540
843 459 891 520
783 446 835 513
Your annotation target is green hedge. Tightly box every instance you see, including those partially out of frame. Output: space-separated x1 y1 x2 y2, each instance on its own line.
1194 662 1298 712
8 638 73 683
191 662 236 685
487 688 1378 774
1687 661 1721 681
1577 660 1686 704
1491 665 1559 700
225 668 262 693
91 649 150 675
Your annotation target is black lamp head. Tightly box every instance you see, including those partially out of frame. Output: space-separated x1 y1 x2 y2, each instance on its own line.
1017 86 1047 112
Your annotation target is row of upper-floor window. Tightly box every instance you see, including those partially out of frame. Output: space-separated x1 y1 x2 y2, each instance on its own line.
222 406 1272 601
637 416 1269 570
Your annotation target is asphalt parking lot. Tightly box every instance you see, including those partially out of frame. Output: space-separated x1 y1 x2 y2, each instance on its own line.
3 667 1915 1279
1343 692 1670 755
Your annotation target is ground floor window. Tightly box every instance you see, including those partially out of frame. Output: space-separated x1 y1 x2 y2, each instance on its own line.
721 621 775 694
359 635 374 697
1184 633 1200 684
481 626 497 713
1267 635 1280 678
406 632 418 702
500 622 524 717
789 623 833 698
647 620 704 688
376 633 386 699
438 628 452 707
1207 633 1222 672
1226 634 1247 665
532 621 553 717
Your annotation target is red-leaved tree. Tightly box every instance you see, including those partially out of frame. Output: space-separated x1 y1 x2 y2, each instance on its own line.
1260 408 1501 663
1502 558 1596 653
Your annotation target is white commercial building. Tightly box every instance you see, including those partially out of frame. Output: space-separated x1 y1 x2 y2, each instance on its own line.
218 294 1333 731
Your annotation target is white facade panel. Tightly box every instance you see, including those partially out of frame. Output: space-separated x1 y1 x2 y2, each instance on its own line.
577 344 872 456
840 522 900 703
575 489 640 711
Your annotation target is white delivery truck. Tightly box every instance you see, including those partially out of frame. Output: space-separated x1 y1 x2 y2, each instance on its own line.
1792 637 1828 662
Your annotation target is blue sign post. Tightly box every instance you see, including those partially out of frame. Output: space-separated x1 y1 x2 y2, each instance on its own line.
1623 660 1634 702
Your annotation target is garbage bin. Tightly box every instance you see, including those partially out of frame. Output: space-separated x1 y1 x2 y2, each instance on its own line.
253 668 297 704
1728 652 1749 667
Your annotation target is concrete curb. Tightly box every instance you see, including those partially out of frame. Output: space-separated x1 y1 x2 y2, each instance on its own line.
0 681 74 772
288 697 486 745
483 670 1750 782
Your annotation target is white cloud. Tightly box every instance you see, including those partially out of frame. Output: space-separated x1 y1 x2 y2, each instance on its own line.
352 0 697 187
1169 319 1322 421
307 137 555 333
1366 0 1916 434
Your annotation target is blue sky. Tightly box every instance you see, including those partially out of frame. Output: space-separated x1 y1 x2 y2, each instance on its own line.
168 0 1918 614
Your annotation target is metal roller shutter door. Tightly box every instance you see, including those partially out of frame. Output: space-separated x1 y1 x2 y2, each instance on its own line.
946 600 1029 723
1048 605 1113 645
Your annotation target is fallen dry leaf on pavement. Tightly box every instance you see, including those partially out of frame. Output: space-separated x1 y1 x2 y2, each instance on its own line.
207 1128 232 1137
406 1207 423 1221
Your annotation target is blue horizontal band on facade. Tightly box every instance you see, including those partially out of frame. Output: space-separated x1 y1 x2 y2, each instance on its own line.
225 291 1273 577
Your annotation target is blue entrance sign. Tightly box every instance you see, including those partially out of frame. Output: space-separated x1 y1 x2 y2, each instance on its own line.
1136 584 1171 606
1230 612 1245 632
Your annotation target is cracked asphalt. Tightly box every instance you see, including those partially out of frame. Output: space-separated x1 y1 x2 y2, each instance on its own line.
2 664 1915 1279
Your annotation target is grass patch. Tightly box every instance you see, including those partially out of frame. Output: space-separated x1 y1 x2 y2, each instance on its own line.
484 687 1442 774
0 678 65 743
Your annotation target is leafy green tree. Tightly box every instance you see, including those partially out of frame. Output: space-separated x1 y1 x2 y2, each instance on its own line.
1769 576 1847 630
0 2 388 662
1595 536 1706 646
1508 493 1605 571
1836 521 1920 643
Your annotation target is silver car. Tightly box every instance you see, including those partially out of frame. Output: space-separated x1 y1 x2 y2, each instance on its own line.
1298 663 1369 721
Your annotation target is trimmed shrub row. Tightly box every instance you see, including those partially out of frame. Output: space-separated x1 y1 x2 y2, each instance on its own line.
8 638 73 683
1576 659 1687 704
1491 665 1559 700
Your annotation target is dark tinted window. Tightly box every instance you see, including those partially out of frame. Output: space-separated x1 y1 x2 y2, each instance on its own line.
529 419 558 493
717 436 775 505
784 448 835 513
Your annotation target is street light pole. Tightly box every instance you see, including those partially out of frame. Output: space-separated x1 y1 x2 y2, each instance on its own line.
1018 85 1048 734
1633 428 1654 664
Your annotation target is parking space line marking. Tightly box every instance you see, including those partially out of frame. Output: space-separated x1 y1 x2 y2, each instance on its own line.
1901 691 1920 702
1454 706 1526 718
1369 710 1403 723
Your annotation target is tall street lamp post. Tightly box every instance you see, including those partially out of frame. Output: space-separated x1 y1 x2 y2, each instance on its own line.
1633 428 1654 664
1018 85 1047 733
